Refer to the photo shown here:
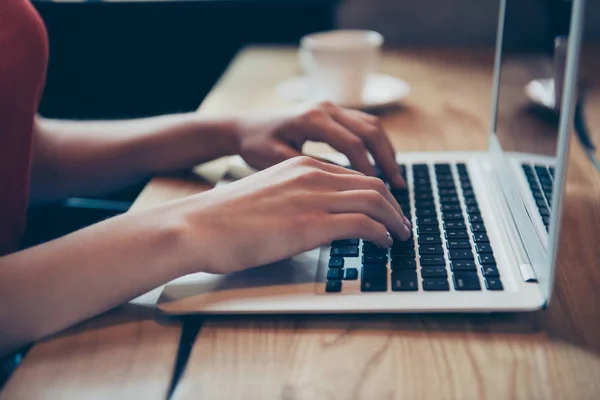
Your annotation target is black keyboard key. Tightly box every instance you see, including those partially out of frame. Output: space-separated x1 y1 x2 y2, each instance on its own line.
325 280 342 292
446 230 469 239
437 181 456 189
464 197 478 206
344 268 359 280
473 233 489 243
414 193 434 201
447 239 472 249
535 199 547 208
327 268 343 280
413 177 431 186
363 242 388 255
418 226 440 235
453 272 481 291
443 212 464 221
435 174 454 182
363 254 388 265
549 167 555 177
417 217 438 226
391 257 417 269
418 235 442 245
481 265 500 277
439 189 457 196
532 190 544 200
392 246 416 258
391 270 419 291
328 257 344 268
538 207 550 217
450 260 477 271
392 187 409 197
542 216 550 226
485 277 504 290
361 266 388 292
466 205 480 214
421 266 448 278
462 189 475 198
331 246 359 257
461 182 473 190
415 200 435 209
392 237 414 249
423 278 450 291
332 238 359 246
449 250 474 260
469 213 483 223
419 245 444 255
441 204 462 212
416 208 437 218
470 223 487 233
444 221 466 230
478 254 496 265
420 256 446 266
439 196 459 204
522 164 534 174
476 243 493 253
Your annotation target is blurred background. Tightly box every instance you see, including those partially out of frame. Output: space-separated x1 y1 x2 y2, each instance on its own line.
26 0 600 245
34 0 600 120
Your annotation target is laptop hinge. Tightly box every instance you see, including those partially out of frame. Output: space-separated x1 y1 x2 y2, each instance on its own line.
519 264 538 283
487 164 538 283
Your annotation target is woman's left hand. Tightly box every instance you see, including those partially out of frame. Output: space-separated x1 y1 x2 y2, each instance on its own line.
233 101 406 188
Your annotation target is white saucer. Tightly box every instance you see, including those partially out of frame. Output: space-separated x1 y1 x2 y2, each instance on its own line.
525 78 558 111
276 73 410 110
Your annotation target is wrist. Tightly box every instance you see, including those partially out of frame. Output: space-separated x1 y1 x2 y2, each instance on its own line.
190 113 242 157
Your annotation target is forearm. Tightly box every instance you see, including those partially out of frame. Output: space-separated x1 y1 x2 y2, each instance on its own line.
31 113 239 203
0 207 191 358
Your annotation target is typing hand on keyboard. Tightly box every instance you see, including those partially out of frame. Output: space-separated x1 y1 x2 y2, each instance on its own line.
169 156 411 275
232 101 406 188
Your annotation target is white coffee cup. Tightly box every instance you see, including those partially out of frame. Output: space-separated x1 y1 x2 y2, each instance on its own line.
299 30 384 106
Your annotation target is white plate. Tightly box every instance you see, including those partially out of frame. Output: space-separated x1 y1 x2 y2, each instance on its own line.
276 73 410 110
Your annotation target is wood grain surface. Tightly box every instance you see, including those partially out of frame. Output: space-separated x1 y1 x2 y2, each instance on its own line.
4 46 599 399
0 185 192 400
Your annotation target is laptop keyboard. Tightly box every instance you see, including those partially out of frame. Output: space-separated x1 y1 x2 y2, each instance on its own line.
521 163 554 231
325 163 504 293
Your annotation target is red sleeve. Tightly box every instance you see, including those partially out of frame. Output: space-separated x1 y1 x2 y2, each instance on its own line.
0 0 49 255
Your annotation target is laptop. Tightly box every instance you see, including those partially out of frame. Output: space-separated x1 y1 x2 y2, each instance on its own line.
157 0 586 314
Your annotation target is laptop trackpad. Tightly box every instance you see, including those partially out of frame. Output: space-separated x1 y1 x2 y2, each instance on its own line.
157 248 321 314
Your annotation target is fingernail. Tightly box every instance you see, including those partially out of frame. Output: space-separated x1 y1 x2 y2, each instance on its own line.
402 224 411 239
403 215 412 229
386 232 394 247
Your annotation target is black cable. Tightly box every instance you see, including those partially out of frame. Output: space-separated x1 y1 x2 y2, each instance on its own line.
166 316 204 400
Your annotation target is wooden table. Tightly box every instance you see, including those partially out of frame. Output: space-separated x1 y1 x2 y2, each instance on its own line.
4 46 600 399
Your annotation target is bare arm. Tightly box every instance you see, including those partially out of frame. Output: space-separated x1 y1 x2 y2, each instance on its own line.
30 114 239 203
0 205 189 358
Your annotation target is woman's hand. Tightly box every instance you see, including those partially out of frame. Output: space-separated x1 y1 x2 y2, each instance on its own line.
166 156 412 275
233 101 406 188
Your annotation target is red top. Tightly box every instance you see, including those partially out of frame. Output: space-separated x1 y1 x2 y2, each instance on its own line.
0 0 48 255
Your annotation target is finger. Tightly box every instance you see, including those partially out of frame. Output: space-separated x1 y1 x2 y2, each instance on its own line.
324 173 405 219
326 214 393 248
286 154 365 178
332 108 406 188
303 118 377 177
325 190 411 240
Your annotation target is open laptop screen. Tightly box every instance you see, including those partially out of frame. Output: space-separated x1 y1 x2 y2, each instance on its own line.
489 0 584 299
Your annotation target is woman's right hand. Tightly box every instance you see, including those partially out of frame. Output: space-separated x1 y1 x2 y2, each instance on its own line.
163 156 411 275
